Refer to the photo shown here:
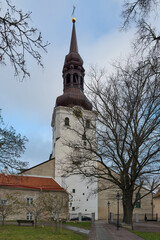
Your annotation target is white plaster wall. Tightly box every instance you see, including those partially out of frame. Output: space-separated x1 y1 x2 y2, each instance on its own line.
51 106 98 219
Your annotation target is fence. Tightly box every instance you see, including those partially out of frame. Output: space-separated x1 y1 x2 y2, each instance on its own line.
109 212 158 223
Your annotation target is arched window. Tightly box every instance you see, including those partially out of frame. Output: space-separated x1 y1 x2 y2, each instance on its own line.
73 73 78 84
66 74 71 85
64 117 69 126
86 120 90 128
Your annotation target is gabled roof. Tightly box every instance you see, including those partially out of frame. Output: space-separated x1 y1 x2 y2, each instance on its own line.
0 173 65 192
20 158 55 174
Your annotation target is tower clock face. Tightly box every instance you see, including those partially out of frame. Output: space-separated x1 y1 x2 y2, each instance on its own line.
73 107 82 118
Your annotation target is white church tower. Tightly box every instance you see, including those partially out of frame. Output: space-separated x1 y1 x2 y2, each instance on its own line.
51 18 98 220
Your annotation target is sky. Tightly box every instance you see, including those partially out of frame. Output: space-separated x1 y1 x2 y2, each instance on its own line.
0 0 135 169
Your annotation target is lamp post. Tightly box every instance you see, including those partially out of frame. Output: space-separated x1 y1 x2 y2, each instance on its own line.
107 201 110 223
116 192 120 230
151 198 153 220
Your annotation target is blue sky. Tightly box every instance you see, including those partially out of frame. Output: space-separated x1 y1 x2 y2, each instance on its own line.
0 0 135 168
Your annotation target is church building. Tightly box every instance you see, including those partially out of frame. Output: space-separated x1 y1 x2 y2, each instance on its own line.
21 18 153 221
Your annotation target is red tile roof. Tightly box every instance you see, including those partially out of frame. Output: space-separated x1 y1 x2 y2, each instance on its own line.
0 174 65 191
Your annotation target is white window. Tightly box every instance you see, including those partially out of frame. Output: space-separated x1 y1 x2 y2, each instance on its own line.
1 200 7 205
26 212 32 220
27 197 33 205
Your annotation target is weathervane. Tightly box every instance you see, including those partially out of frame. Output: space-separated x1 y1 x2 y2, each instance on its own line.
72 3 76 23
72 5 76 17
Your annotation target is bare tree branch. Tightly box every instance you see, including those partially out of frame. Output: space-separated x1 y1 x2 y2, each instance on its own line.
0 0 49 79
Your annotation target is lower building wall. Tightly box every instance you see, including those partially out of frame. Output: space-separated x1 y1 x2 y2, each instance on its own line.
55 174 98 220
98 184 152 221
0 187 68 222
153 197 160 221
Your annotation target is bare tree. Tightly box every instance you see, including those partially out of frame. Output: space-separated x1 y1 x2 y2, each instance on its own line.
43 193 68 233
121 0 160 58
0 192 20 225
0 111 28 172
21 192 44 228
63 60 160 224
0 0 48 79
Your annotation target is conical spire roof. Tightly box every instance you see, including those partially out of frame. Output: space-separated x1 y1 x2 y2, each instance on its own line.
63 18 83 70
69 20 78 53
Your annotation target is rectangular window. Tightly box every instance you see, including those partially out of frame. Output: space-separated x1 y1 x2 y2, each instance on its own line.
135 193 141 208
1 200 7 205
72 207 75 211
82 134 86 140
72 189 75 193
27 197 33 205
26 212 32 220
86 120 90 128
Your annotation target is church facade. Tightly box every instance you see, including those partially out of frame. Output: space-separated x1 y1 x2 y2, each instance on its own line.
21 18 153 221
48 17 98 219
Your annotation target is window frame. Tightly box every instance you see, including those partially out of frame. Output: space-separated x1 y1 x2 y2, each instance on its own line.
27 197 33 205
64 117 70 126
72 189 75 193
1 200 7 205
26 212 33 220
86 120 90 128
135 193 141 208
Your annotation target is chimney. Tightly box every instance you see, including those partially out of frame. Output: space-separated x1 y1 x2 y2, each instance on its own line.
4 166 8 175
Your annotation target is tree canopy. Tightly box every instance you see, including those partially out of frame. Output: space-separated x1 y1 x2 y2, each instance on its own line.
63 58 160 224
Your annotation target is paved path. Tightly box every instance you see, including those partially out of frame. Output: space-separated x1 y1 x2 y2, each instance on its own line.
89 221 144 240
63 224 90 235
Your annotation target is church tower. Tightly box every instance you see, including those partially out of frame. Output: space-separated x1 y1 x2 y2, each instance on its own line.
51 18 98 219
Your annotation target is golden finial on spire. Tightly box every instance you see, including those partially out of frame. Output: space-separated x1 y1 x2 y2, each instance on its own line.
72 17 76 23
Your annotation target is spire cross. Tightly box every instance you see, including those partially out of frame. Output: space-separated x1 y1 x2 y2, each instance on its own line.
72 5 76 17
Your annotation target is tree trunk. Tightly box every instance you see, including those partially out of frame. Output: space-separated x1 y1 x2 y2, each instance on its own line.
34 217 37 228
122 190 134 225
2 216 5 226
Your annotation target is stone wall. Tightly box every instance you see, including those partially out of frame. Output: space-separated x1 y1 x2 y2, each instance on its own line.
0 187 68 221
98 167 152 220
153 197 160 221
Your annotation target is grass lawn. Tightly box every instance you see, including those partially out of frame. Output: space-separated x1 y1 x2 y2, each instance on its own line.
65 221 92 230
132 231 160 240
0 224 88 240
